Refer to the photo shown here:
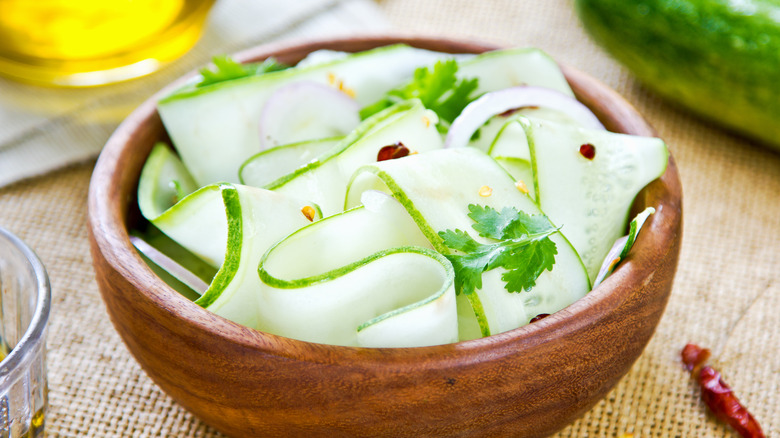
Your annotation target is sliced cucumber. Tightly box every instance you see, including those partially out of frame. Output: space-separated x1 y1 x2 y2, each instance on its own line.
135 225 218 286
346 148 590 337
239 137 341 188
141 182 319 328
487 117 531 160
493 156 535 201
487 117 535 200
146 184 230 268
158 45 452 185
467 114 509 152
137 142 199 220
519 117 668 282
270 99 443 216
459 48 574 97
258 191 456 347
466 107 593 153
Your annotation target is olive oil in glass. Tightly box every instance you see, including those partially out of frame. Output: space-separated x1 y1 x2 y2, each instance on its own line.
0 0 215 86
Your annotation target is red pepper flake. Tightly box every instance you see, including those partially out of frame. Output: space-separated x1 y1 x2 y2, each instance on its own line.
529 313 550 323
377 142 410 162
579 143 596 160
681 344 764 438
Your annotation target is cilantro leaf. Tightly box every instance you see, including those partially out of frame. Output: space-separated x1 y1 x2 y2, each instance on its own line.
436 75 479 124
501 237 557 292
467 204 520 240
197 55 287 88
359 59 479 130
438 205 558 295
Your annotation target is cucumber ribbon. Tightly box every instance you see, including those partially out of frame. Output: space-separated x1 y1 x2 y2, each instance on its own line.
346 148 591 339
138 145 458 347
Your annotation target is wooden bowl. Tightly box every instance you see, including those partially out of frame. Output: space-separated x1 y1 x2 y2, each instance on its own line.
88 36 683 438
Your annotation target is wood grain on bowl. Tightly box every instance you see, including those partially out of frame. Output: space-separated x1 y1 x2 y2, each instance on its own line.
88 36 682 438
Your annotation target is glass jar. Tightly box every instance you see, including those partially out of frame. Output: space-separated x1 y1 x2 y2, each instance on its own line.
0 227 50 437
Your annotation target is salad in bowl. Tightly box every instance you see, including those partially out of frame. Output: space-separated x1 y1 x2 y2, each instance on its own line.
134 42 667 347
87 36 681 438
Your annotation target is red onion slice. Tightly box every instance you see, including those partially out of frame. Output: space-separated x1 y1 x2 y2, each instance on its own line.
445 86 605 149
259 81 360 149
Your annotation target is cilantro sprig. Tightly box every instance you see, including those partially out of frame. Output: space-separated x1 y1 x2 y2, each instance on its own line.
438 205 558 296
197 56 288 88
359 59 479 131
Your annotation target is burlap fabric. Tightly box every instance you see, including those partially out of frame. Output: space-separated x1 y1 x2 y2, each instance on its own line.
0 0 777 436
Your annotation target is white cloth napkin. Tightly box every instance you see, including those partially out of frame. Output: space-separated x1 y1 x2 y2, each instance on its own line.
0 0 389 188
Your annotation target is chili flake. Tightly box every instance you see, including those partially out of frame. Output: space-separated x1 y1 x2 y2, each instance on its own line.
301 206 316 222
377 142 410 161
515 180 529 194
579 143 596 160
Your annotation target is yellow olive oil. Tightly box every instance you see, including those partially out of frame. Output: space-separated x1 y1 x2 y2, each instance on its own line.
0 0 215 86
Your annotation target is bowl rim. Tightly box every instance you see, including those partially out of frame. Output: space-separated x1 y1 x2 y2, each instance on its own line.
88 34 682 366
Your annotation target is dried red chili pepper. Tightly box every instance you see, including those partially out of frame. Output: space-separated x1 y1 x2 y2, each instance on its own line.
377 142 410 161
681 343 710 372
681 344 764 438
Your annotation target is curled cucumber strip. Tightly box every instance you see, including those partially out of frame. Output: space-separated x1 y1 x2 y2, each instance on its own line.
137 143 199 221
269 98 442 216
239 136 342 189
345 148 590 338
518 117 668 282
138 163 320 328
158 44 451 186
258 192 457 348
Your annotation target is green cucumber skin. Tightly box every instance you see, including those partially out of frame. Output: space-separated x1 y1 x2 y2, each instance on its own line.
576 0 780 150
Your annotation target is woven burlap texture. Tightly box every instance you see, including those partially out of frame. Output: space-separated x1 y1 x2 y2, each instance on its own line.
0 0 777 436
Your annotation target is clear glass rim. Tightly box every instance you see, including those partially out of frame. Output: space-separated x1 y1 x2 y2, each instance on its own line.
0 227 51 379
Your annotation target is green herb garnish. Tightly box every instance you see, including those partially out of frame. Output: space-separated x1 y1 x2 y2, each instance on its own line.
359 59 479 131
438 204 558 295
197 55 288 88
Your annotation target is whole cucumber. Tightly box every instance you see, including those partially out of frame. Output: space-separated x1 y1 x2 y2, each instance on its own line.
576 0 780 151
